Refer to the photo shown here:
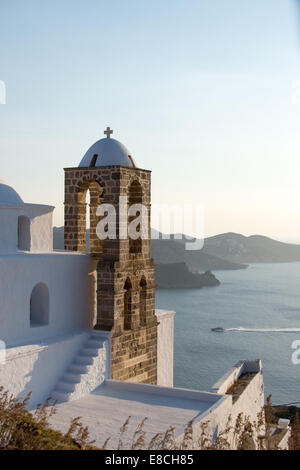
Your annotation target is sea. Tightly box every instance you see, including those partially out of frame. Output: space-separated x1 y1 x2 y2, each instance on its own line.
156 262 300 405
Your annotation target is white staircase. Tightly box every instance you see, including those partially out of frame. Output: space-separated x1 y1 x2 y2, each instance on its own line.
52 333 109 403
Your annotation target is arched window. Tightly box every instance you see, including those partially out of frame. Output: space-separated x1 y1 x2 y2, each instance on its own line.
140 276 147 327
128 180 143 254
124 278 132 330
30 283 50 327
18 216 30 251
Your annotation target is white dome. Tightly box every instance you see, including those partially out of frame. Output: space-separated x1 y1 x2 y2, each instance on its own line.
0 178 24 205
79 137 137 168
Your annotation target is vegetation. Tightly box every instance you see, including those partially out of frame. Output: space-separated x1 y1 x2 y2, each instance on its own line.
0 386 95 450
271 401 300 450
273 404 300 426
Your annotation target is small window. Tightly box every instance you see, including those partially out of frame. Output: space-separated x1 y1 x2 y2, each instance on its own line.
30 283 50 327
90 154 98 167
128 155 135 167
18 216 30 251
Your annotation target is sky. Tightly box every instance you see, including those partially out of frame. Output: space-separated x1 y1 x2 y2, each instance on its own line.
1 0 300 242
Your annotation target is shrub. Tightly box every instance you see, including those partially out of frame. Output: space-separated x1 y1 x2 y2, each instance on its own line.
0 386 96 450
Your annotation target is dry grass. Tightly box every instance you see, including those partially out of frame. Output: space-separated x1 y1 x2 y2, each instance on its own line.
0 386 96 450
226 373 257 404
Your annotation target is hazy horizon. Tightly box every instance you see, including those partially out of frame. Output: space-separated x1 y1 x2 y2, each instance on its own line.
1 0 300 243
52 224 300 245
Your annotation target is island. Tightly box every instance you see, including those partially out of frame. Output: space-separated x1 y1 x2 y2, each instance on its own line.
155 262 221 289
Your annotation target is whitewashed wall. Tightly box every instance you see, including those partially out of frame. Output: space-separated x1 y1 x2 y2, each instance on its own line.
206 360 265 449
18 203 54 253
0 252 95 345
29 206 54 252
156 309 175 387
0 203 54 254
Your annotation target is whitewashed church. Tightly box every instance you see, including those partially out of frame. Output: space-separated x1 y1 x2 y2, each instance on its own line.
0 129 289 449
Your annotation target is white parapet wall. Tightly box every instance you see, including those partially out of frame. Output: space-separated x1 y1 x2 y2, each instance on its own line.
210 359 263 395
209 359 265 449
155 309 175 387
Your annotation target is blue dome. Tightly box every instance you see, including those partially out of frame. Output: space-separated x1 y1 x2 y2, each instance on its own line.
79 137 137 168
0 178 24 205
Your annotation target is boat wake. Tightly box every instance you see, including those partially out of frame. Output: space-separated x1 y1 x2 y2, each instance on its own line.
225 327 300 333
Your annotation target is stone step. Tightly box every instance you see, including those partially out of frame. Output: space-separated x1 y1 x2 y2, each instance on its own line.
68 363 89 374
63 372 81 383
74 355 94 365
56 381 76 392
52 333 108 403
86 339 105 348
52 390 70 403
80 347 99 357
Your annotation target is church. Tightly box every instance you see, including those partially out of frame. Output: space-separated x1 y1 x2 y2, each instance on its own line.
0 129 289 449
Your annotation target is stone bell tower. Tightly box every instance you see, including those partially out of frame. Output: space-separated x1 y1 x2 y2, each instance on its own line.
64 128 157 384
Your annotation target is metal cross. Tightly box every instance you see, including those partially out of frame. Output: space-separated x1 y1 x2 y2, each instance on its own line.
104 126 113 138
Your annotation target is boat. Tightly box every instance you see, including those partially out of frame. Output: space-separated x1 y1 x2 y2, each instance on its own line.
211 327 224 333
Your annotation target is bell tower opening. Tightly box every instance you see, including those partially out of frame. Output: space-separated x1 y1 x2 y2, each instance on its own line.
140 276 147 327
124 278 132 330
65 179 103 253
128 180 143 254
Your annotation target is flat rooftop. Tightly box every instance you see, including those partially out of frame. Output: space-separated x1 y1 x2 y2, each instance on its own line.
49 380 226 449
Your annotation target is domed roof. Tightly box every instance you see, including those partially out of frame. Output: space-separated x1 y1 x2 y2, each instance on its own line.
0 178 24 205
79 128 137 168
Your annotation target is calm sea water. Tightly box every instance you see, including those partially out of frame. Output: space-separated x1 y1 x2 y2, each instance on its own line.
156 263 300 405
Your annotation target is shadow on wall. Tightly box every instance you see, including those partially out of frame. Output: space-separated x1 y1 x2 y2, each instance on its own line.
30 283 50 327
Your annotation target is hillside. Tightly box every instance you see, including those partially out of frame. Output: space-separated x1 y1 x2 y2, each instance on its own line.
202 232 300 263
151 238 247 271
